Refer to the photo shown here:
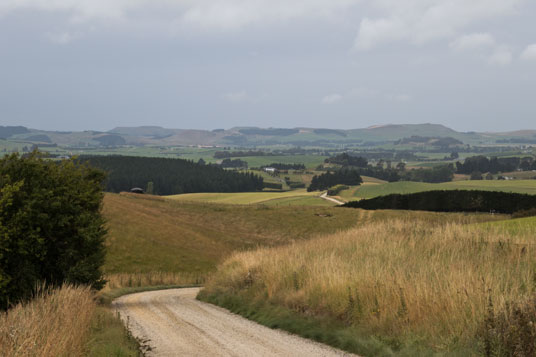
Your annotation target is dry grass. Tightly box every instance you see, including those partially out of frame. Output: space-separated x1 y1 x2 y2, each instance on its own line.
0 285 95 357
102 193 363 274
203 219 536 350
104 272 203 290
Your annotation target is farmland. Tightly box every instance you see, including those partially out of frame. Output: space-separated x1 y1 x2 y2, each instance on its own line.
167 189 328 205
339 179 536 200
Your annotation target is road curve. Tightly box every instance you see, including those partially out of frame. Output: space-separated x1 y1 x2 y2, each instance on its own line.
320 192 346 205
112 288 356 357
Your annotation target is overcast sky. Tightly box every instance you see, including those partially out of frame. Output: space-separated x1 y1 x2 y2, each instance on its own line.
1 0 535 132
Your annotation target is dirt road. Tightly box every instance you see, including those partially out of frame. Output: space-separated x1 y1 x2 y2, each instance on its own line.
320 192 346 205
113 288 355 356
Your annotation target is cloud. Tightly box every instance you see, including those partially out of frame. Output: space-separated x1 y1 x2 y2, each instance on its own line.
488 49 513 66
222 91 248 103
355 0 523 50
46 32 77 44
322 88 410 104
449 33 495 51
321 93 343 104
0 0 361 29
520 44 536 61
388 94 412 103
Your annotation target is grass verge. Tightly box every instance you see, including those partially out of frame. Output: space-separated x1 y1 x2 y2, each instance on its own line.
0 285 95 357
198 291 447 356
200 219 536 355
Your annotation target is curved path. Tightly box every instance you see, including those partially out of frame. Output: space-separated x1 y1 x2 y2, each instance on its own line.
112 288 355 357
320 192 346 205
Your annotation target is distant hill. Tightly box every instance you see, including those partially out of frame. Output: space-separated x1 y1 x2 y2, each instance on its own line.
0 126 29 139
3 123 536 148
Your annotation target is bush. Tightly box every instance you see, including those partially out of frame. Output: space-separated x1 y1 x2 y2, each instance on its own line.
327 185 349 196
512 208 536 219
308 169 362 191
263 182 283 190
471 171 483 180
0 152 107 310
343 190 536 214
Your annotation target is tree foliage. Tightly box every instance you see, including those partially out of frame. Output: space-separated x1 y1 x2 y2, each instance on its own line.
0 152 107 309
308 169 363 191
344 190 536 214
82 155 263 195
456 155 536 174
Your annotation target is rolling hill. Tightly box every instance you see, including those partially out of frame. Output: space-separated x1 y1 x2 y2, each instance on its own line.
4 124 536 148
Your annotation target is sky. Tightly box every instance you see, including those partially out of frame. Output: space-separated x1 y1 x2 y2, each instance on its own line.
0 0 535 132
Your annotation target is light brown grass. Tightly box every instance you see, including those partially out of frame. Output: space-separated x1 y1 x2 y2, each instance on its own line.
104 272 203 290
0 285 95 357
204 220 536 348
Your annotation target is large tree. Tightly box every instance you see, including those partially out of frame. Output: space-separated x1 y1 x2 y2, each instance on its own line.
0 152 106 309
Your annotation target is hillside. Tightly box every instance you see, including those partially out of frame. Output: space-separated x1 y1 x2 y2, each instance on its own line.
4 124 536 148
101 193 360 274
200 218 535 355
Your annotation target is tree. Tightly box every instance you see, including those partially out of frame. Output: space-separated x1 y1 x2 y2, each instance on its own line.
485 173 494 180
0 152 107 310
470 171 483 180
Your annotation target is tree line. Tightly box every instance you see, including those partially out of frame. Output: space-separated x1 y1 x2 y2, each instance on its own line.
455 155 536 174
308 168 363 191
81 155 264 195
343 190 536 214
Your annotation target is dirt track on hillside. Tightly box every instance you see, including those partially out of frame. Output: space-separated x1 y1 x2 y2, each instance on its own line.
112 288 355 357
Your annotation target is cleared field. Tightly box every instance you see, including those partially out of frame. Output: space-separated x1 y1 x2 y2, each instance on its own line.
102 193 360 274
167 189 325 205
351 179 536 199
200 219 536 355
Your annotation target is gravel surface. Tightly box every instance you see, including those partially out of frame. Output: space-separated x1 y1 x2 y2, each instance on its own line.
112 288 356 357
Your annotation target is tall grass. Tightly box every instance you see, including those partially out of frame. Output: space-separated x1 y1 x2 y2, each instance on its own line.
105 272 203 289
0 285 95 357
201 220 536 353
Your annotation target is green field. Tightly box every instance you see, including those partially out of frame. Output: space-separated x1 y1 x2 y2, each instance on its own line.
167 189 330 206
345 179 536 200
479 215 536 236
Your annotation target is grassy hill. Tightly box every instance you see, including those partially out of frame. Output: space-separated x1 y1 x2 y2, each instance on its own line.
343 179 536 200
200 218 535 355
167 189 329 206
102 193 359 274
102 193 507 275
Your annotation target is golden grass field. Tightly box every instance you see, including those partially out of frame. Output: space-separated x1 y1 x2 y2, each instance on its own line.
0 285 95 357
102 193 362 274
201 217 536 354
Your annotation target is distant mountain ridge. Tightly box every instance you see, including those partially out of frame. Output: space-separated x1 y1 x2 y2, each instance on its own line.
2 124 536 147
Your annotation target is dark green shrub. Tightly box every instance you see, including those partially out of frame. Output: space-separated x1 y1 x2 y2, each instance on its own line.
0 152 107 309
343 190 536 214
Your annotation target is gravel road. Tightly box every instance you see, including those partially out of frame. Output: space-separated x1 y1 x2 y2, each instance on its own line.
112 288 356 357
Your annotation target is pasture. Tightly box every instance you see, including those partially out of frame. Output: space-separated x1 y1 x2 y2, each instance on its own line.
102 193 358 274
167 189 328 205
346 179 536 199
